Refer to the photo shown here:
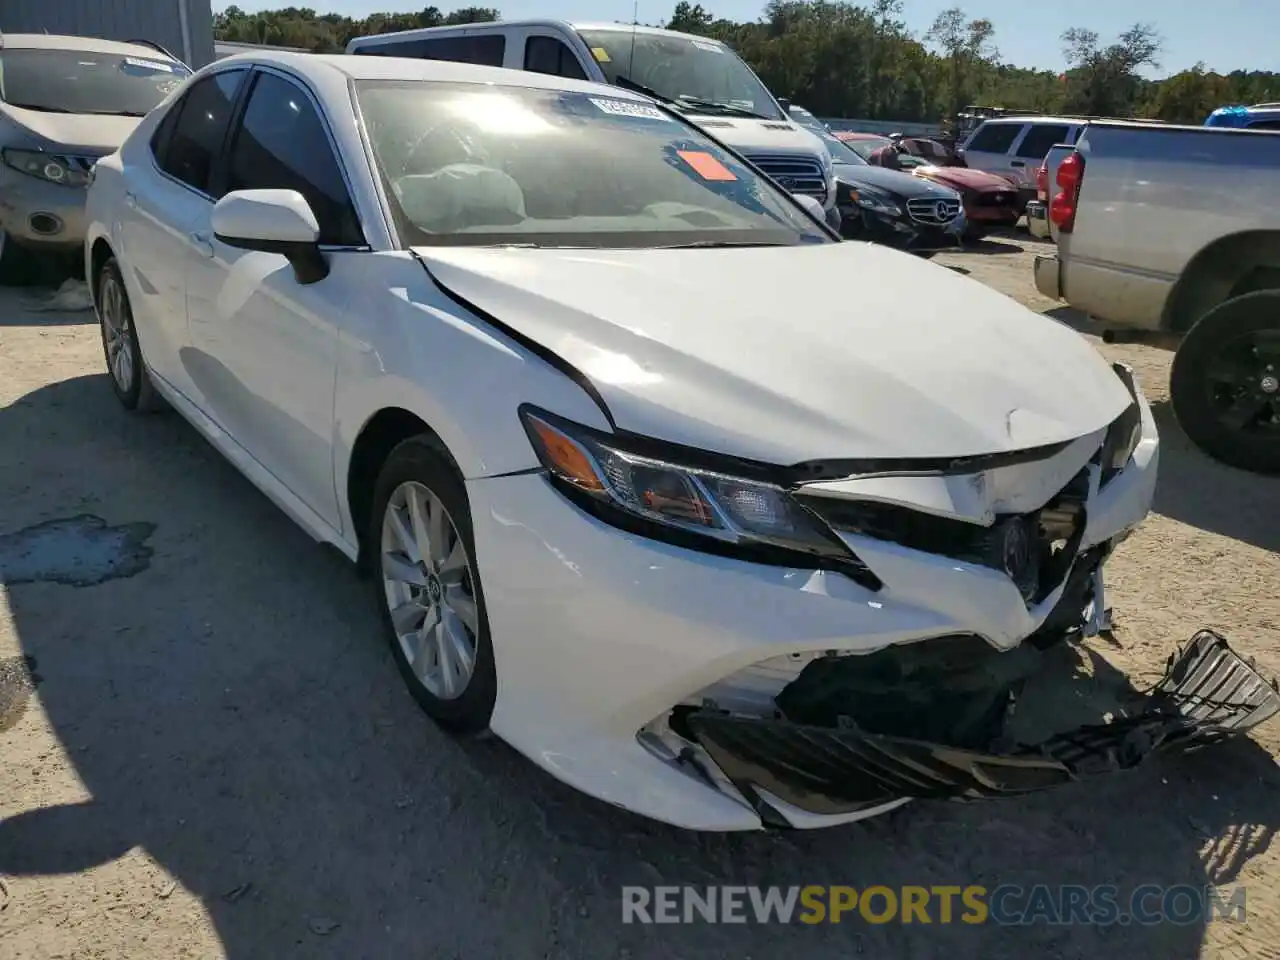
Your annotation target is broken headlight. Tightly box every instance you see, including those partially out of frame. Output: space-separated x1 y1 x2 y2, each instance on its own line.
520 406 878 584
1100 363 1143 483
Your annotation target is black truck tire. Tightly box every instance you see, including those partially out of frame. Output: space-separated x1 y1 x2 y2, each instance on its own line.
1170 290 1280 475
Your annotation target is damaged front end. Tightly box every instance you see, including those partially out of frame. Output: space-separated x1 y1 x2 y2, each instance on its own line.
643 631 1279 827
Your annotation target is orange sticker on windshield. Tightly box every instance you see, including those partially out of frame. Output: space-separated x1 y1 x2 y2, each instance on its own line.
677 150 737 181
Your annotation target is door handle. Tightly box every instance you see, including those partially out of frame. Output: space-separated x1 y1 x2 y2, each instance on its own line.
190 230 214 258
125 192 137 209
1010 160 1026 168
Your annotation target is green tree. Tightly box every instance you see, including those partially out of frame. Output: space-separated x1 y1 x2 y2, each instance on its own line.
1060 23 1161 117
667 2 714 33
209 3 1279 125
1148 63 1230 123
925 7 999 120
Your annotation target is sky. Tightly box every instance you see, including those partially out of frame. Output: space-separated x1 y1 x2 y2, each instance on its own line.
224 0 1280 76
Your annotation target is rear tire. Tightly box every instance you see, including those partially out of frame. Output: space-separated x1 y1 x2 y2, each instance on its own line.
97 257 166 412
1170 290 1280 475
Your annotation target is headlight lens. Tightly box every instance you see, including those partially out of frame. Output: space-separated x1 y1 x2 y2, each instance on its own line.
1 148 92 187
1100 362 1143 481
520 406 879 583
852 187 902 216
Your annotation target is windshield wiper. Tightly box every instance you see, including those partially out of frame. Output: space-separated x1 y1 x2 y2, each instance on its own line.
677 97 771 120
84 110 148 117
612 73 678 106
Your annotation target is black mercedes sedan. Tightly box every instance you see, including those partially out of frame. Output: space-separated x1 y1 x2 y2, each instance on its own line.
817 130 967 255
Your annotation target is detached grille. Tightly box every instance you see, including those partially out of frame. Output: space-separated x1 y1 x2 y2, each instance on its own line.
797 468 1090 606
744 154 828 204
906 197 961 224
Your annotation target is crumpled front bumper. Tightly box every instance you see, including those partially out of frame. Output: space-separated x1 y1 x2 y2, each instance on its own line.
684 631 1280 824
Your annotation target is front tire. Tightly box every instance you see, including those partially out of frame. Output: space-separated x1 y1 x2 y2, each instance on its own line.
97 257 165 412
370 436 497 734
1170 290 1280 475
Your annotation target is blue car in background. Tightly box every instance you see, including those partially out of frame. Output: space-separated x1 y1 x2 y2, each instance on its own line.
1205 103 1280 130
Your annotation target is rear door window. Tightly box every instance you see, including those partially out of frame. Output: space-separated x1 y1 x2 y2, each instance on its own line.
966 122 1023 155
524 36 588 80
1247 118 1280 130
1015 124 1071 160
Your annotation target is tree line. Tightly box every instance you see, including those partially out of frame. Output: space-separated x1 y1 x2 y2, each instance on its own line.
214 1 1279 125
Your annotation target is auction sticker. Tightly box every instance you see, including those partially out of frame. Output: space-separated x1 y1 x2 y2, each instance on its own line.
123 56 179 72
677 150 737 181
589 97 671 121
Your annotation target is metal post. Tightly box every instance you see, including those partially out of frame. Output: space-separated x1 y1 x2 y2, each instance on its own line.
176 0 194 66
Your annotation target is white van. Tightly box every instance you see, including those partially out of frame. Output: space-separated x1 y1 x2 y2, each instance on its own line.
346 20 838 220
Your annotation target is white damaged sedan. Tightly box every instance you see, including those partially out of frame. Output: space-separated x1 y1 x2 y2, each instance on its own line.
84 52 1279 831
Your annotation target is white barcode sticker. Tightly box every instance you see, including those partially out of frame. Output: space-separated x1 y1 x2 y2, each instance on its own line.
589 97 671 122
123 57 177 72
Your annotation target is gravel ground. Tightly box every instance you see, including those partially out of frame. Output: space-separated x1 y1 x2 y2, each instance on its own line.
1 236 1277 959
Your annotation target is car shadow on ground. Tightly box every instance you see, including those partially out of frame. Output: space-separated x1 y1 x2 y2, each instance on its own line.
1 373 1277 959
0 286 93 327
1146 400 1280 555
961 236 1023 256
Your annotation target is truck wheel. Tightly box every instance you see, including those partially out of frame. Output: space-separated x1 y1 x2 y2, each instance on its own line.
1170 290 1280 475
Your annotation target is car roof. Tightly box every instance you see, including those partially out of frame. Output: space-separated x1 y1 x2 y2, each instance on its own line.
569 22 723 41
346 19 723 45
974 115 1085 126
0 32 178 59
211 50 652 100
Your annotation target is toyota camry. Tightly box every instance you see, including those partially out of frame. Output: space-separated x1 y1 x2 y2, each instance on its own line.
84 52 1278 831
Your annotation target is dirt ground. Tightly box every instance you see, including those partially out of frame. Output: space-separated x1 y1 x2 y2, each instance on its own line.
0 236 1278 960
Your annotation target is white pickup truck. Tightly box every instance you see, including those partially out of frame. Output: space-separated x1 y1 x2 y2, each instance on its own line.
1033 120 1280 475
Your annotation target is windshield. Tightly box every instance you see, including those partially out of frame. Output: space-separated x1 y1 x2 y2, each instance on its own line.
841 137 891 161
0 48 189 116
356 81 828 249
574 29 784 121
817 131 867 165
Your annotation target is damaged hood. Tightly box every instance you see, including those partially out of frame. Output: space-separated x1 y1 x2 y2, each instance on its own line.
415 242 1132 463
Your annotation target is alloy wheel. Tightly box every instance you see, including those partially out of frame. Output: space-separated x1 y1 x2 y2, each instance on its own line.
379 480 480 700
1205 329 1280 435
100 272 136 393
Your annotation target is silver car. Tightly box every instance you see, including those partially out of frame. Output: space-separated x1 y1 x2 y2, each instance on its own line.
0 33 190 282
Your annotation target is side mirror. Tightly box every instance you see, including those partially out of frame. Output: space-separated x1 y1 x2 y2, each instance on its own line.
211 189 329 284
793 194 824 220
777 97 792 113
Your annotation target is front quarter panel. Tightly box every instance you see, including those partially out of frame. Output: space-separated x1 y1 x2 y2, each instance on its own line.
332 252 612 535
83 151 126 281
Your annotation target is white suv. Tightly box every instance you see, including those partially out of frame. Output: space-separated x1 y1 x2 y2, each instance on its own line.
958 117 1083 203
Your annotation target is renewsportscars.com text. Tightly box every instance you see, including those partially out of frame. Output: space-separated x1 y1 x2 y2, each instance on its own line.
621 884 1247 926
